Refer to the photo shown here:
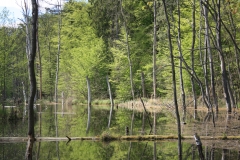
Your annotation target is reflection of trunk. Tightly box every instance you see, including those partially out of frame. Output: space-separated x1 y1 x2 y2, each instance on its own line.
107 76 114 128
36 105 42 160
221 149 227 160
153 142 157 160
153 112 156 135
86 76 91 134
140 97 152 133
162 1 182 159
130 104 134 135
191 145 196 160
127 142 132 160
55 103 60 160
210 144 215 160
141 111 145 135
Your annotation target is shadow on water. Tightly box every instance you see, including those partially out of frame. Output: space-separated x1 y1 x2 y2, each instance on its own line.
1 103 240 159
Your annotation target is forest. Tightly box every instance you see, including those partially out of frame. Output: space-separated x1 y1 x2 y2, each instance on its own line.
0 0 240 114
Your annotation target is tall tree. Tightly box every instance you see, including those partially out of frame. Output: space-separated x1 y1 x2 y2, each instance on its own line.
215 0 232 113
120 0 134 99
176 0 186 122
162 0 182 159
203 0 218 112
26 0 38 159
190 0 197 118
152 0 157 99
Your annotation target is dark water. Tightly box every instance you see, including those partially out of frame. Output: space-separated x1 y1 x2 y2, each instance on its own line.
1 104 240 159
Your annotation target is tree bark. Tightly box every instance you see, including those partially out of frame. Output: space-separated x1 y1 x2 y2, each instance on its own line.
107 76 114 128
37 33 42 99
176 0 186 123
26 0 38 159
120 0 134 99
162 0 182 159
216 0 231 113
191 0 197 118
152 0 157 99
86 76 91 134
203 0 218 112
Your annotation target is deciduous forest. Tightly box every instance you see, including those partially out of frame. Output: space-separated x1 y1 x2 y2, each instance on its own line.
1 0 240 113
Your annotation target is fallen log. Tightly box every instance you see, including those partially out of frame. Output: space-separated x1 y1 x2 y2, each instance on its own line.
0 135 240 143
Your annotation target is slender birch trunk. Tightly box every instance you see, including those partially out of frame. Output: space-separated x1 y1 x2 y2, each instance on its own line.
120 0 134 99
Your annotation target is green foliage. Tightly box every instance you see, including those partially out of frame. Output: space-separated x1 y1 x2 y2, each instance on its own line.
59 2 109 100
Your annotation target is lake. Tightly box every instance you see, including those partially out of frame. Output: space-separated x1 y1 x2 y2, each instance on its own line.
1 103 240 159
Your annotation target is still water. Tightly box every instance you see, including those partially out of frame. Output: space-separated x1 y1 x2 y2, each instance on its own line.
1 104 240 159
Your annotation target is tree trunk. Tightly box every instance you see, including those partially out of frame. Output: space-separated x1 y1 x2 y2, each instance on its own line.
55 2 61 104
120 0 134 99
152 0 157 99
191 0 197 118
176 0 186 123
26 0 38 159
203 0 218 112
216 0 231 113
37 33 42 99
162 0 182 159
107 76 114 128
86 76 91 134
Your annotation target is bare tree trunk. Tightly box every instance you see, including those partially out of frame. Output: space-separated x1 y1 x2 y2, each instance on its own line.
191 0 197 119
25 0 38 159
107 76 114 128
153 0 157 99
162 0 182 159
120 0 134 99
86 76 91 134
55 2 62 105
226 1 240 81
216 0 231 113
203 0 218 112
176 0 186 123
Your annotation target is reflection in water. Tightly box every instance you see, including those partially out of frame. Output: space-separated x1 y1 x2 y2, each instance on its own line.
1 104 240 159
